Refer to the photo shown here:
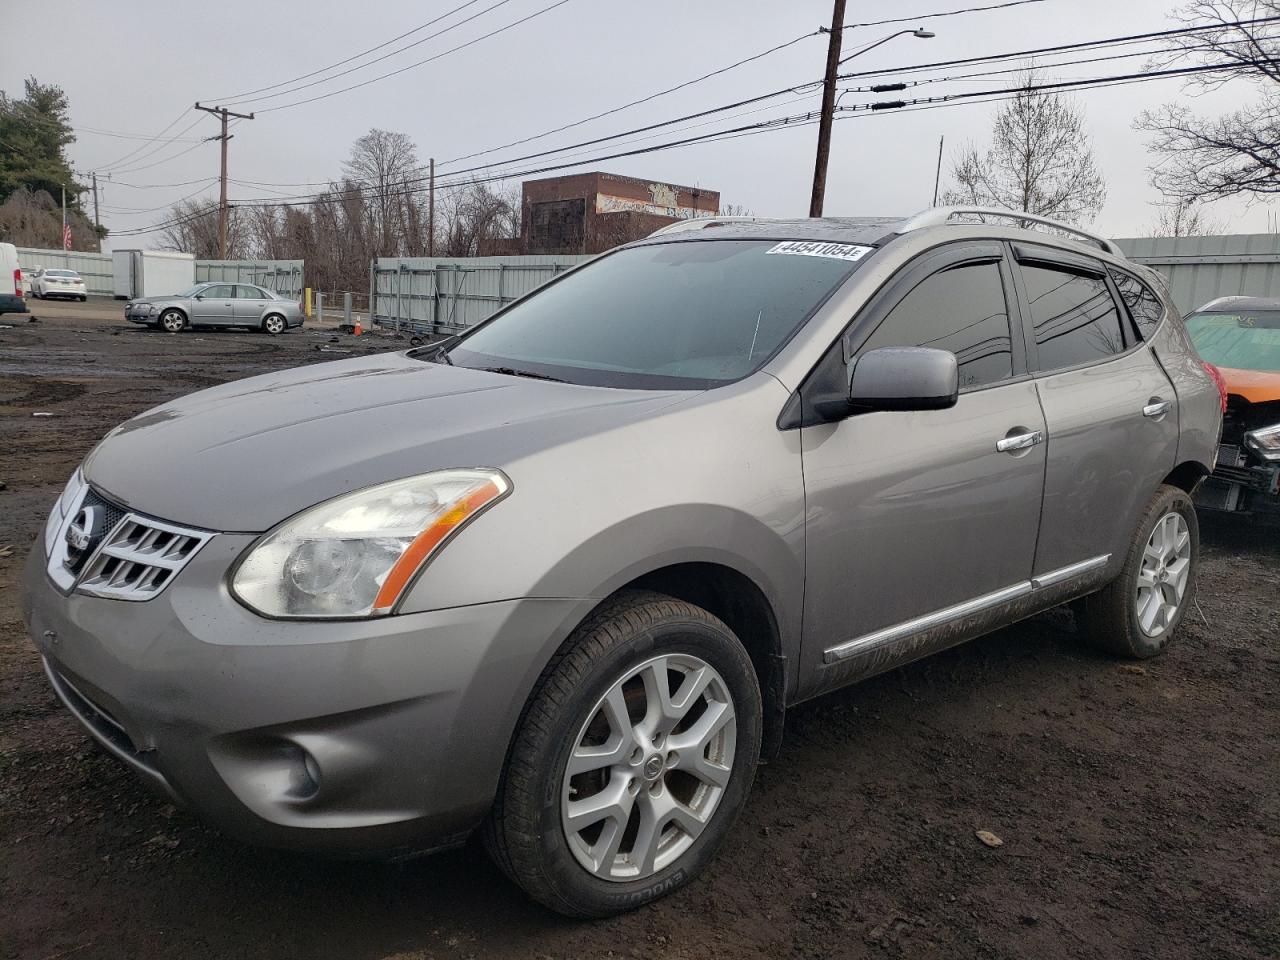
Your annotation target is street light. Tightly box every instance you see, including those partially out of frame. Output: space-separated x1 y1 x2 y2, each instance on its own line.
809 16 936 218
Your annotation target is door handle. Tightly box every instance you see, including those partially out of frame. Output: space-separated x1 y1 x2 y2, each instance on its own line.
1143 399 1172 418
996 430 1044 453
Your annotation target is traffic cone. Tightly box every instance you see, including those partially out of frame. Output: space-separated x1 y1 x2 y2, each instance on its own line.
353 318 363 336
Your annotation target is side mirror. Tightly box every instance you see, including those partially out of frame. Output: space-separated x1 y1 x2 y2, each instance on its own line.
194 294 204 300
849 346 959 413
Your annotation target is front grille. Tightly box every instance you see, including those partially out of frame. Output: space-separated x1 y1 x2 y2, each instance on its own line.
76 512 213 601
81 488 127 539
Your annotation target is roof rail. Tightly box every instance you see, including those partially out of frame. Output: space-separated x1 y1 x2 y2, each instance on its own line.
647 216 760 238
896 207 1124 257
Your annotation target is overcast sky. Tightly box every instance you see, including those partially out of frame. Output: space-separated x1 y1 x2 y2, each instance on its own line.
7 0 1275 251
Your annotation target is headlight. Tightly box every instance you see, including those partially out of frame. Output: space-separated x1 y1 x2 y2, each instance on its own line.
44 467 85 555
1244 423 1280 462
231 469 510 619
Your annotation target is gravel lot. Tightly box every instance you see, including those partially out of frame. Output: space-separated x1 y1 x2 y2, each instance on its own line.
1 300 1277 960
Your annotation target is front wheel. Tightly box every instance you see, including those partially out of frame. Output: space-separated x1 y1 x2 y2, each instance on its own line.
1078 484 1199 658
159 309 186 333
485 591 762 917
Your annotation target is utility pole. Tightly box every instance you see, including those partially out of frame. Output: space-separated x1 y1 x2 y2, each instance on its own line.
428 157 436 258
932 135 945 207
809 0 846 218
91 172 102 252
194 102 255 259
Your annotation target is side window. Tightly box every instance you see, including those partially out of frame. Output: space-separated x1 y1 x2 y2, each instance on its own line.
203 284 234 299
235 285 262 299
859 260 1013 389
1020 264 1126 371
1109 268 1165 340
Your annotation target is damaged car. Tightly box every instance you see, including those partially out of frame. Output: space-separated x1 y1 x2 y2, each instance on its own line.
1184 296 1280 514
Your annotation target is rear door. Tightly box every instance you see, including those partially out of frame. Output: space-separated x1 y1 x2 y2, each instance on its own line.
1011 243 1179 577
800 242 1047 678
191 284 236 325
233 284 270 323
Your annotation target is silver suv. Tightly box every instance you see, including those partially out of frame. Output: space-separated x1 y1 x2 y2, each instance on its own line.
23 208 1223 917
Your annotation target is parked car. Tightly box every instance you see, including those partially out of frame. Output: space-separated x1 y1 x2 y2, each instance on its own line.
30 268 88 301
124 282 304 334
0 242 26 315
1182 295 1280 514
24 208 1223 918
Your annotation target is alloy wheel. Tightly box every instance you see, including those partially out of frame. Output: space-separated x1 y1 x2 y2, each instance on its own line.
161 311 184 333
561 653 736 882
264 315 285 334
1135 510 1191 637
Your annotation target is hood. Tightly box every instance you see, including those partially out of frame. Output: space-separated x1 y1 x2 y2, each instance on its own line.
1216 365 1280 405
84 351 689 531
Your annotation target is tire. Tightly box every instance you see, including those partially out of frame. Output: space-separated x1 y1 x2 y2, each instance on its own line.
159 309 186 333
1078 484 1199 659
262 314 286 335
484 590 762 918
79 295 87 302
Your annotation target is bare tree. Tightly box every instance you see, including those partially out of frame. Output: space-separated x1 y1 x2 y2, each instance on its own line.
1135 1 1280 204
343 129 423 257
436 181 519 257
943 67 1107 224
159 198 247 259
717 202 754 216
1146 198 1228 237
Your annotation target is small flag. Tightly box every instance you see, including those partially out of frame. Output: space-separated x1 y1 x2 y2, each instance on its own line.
62 222 72 251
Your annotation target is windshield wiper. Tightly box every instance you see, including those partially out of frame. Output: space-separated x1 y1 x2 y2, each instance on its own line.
478 366 567 383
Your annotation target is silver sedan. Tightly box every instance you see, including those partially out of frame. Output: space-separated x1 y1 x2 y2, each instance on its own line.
125 282 304 334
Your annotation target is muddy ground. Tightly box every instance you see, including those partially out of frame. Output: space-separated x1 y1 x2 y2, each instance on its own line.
1 300 1276 960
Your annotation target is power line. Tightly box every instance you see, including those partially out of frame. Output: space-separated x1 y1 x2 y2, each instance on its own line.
111 55 1268 238
92 109 196 171
222 0 519 107
254 0 575 113
209 0 490 102
835 12 1280 82
840 0 1046 31
438 0 1051 169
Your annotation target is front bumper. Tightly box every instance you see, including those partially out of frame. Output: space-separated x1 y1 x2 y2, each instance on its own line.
1194 442 1280 513
22 535 592 857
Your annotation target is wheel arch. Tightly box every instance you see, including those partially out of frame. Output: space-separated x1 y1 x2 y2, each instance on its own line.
1163 459 1211 495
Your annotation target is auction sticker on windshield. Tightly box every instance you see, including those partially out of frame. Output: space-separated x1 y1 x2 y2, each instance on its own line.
765 240 873 261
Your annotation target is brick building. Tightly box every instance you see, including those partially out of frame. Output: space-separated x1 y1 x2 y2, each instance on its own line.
513 172 720 255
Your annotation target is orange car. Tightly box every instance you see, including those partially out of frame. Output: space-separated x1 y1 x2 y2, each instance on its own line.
1185 296 1280 514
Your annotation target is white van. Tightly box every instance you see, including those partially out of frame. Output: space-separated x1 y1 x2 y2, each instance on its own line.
0 242 28 315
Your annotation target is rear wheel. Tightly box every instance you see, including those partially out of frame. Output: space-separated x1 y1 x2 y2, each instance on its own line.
1078 484 1198 658
262 314 286 335
484 591 762 917
159 309 186 333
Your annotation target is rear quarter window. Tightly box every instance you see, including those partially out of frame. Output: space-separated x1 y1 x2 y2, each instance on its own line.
1109 268 1165 340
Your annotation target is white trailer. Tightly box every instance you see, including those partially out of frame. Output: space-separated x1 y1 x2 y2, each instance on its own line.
111 249 195 300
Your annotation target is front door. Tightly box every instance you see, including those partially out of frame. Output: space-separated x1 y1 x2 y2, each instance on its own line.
801 243 1046 683
191 284 236 325
1010 246 1180 577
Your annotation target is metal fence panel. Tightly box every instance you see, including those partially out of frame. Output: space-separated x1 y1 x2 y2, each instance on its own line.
372 255 592 333
16 248 113 296
1114 234 1280 314
195 259 305 300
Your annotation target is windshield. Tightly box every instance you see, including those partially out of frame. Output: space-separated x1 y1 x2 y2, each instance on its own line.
439 239 870 389
175 284 209 297
1186 310 1280 373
